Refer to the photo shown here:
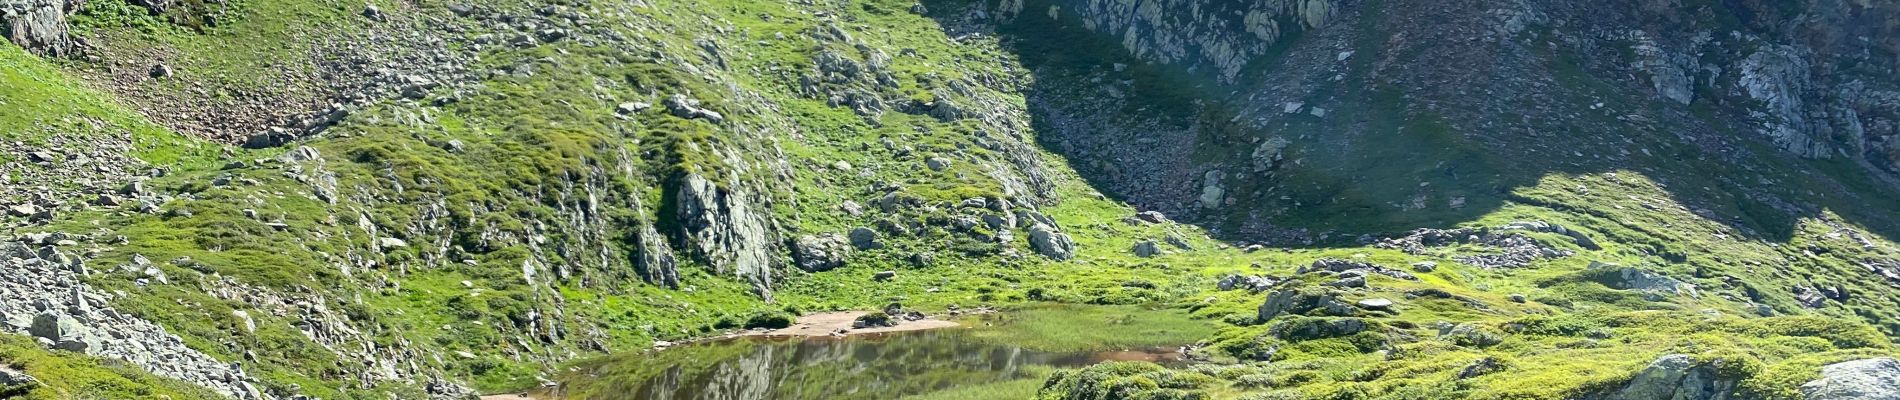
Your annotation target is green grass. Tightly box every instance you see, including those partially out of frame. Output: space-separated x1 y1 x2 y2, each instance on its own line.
962 304 1220 353
0 334 224 400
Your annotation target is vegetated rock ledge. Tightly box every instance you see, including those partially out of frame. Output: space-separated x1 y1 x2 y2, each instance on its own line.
0 240 278 399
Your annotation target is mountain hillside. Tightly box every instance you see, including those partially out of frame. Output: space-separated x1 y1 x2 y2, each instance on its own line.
3 0 1900 399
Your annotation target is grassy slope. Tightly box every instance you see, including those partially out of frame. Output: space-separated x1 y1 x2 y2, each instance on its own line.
8 0 1900 400
0 333 224 400
0 35 232 400
0 43 216 166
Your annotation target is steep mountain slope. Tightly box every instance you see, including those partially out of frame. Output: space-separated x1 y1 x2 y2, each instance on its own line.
978 0 1900 241
2 0 1900 399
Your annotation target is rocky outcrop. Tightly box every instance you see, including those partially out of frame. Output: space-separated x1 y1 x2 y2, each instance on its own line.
1 0 73 57
1257 285 1357 322
972 0 1900 245
1217 274 1277 293
1588 354 1738 400
1300 258 1418 281
0 365 36 391
791 233 851 272
1032 0 1341 83
1801 358 1900 400
1585 261 1698 300
1026 223 1076 260
632 217 681 289
674 173 778 297
1376 221 1593 268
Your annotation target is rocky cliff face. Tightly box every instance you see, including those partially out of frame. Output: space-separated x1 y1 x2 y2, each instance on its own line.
0 0 71 56
955 0 1900 242
1012 0 1338 83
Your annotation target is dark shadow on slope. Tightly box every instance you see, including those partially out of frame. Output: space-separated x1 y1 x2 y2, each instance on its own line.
919 0 1900 247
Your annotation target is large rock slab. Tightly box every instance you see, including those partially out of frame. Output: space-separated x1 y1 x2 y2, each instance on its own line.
675 174 777 296
1589 354 1737 400
1801 358 1900 400
1 0 73 56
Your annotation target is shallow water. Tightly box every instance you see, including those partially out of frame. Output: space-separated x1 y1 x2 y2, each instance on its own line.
553 328 1184 400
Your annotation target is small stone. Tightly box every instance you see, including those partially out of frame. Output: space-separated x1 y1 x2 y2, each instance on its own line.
848 227 882 250
1509 293 1528 303
1357 298 1394 311
7 204 37 217
1328 276 1367 288
1411 261 1437 272
615 102 651 115
150 64 173 79
1132 240 1161 258
873 270 896 281
925 157 950 171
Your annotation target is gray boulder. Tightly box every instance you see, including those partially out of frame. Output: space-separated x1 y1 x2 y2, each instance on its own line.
1590 354 1737 400
663 94 725 122
1217 274 1275 292
847 227 882 250
1437 323 1503 348
29 313 90 352
1027 223 1075 261
1132 240 1161 258
791 233 851 272
1801 358 1900 400
1586 261 1698 299
1258 286 1357 321
1302 258 1419 281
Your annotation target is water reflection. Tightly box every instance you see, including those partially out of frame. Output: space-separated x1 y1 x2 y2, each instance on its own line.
556 329 1180 400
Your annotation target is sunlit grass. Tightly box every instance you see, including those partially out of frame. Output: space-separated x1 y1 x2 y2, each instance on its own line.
963 304 1220 353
